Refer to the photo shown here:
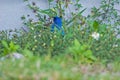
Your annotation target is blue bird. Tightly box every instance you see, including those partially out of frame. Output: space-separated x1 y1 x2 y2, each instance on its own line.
51 16 65 36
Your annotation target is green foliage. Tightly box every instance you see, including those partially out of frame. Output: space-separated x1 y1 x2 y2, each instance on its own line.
19 0 86 56
87 20 107 33
0 57 120 80
67 39 96 63
1 40 19 56
93 20 99 31
0 0 120 79
85 19 120 62
0 0 120 63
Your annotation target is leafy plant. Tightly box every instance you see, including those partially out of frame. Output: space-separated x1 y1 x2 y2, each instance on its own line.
0 0 119 63
67 38 96 63
1 40 20 56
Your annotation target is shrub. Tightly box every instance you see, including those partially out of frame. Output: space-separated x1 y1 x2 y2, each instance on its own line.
0 0 120 62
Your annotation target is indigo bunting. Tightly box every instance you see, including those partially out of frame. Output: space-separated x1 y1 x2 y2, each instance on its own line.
51 16 65 36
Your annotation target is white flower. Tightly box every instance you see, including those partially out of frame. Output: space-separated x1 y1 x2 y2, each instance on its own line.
91 32 100 40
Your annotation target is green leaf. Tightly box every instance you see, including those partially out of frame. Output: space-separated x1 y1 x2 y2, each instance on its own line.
74 39 80 47
50 40 54 47
84 50 92 57
2 40 9 49
9 41 19 52
93 21 99 31
9 41 14 49
99 24 106 33
21 15 26 20
23 49 33 58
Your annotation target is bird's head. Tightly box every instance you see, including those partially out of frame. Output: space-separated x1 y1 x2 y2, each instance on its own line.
53 16 62 23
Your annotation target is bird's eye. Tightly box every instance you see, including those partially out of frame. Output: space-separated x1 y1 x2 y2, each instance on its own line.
54 17 57 20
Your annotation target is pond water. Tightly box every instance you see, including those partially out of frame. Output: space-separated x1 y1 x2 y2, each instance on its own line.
0 0 120 30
